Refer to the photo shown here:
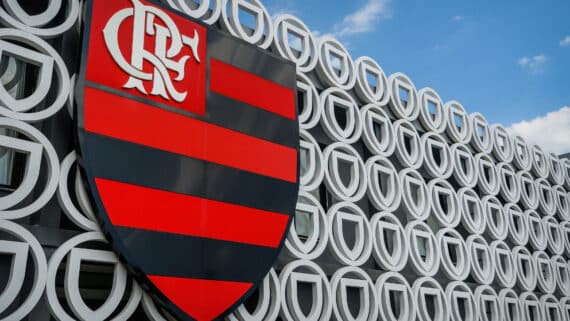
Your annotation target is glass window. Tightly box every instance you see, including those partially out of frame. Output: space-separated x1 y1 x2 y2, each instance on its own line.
0 55 26 190
294 209 313 240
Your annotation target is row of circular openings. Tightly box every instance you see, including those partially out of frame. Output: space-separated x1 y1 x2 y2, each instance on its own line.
377 274 461 321
286 196 559 280
303 130 450 208
414 279 569 321
297 84 428 148
296 106 564 264
376 274 570 321
286 197 385 267
278 260 570 321
481 196 567 253
327 204 569 283
468 136 566 206
319 88 565 193
244 258 570 321
520 292 566 321
311 87 429 160
478 235 570 297
286 195 515 272
468 113 562 187
473 153 538 200
303 130 550 210
374 215 472 278
396 88 560 190
530 145 568 186
476 156 570 219
301 133 568 239
298 70 521 173
297 79 569 197
468 234 570 296
369 158 466 227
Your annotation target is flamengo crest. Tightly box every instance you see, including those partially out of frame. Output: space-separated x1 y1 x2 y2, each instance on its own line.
102 0 200 102
76 0 299 321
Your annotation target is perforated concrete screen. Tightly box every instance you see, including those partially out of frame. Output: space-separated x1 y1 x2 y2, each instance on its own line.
1 1 570 321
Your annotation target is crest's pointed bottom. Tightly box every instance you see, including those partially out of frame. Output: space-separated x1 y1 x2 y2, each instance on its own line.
148 275 253 321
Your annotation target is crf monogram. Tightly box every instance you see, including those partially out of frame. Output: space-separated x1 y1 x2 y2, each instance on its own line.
103 0 200 102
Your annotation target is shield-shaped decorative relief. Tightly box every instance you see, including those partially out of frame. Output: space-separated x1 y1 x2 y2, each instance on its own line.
76 0 299 320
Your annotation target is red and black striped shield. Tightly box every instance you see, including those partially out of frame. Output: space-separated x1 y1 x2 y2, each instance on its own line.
75 1 299 320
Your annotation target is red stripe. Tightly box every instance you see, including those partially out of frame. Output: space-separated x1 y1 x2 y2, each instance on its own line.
209 59 296 120
95 178 289 248
84 87 297 183
148 275 252 321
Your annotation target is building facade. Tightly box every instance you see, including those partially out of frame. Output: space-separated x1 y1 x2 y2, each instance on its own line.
1 0 570 320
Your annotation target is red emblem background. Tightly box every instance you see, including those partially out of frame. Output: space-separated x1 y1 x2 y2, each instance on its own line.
85 0 207 115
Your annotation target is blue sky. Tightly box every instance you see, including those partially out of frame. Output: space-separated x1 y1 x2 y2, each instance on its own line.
262 0 570 153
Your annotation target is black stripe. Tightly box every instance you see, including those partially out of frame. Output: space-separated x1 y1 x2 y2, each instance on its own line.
207 30 296 89
80 132 298 214
114 226 277 283
206 92 298 148
86 82 298 148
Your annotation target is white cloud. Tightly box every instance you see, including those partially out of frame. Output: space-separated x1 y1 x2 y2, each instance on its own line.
561 35 570 47
451 15 464 22
508 106 570 155
312 30 333 41
267 0 298 20
333 0 390 37
270 8 298 20
517 54 547 74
